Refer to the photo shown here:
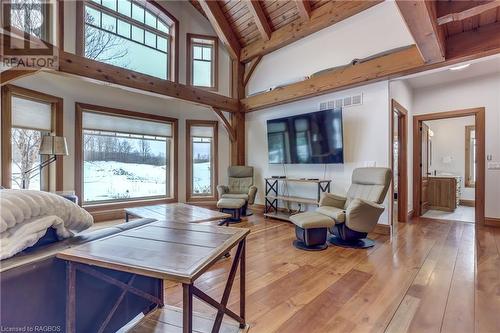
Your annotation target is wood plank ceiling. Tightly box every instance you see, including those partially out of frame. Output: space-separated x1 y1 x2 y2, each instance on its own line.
437 0 500 37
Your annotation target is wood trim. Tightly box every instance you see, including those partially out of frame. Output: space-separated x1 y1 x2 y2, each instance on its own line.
391 99 409 223
231 60 245 166
59 51 239 112
373 224 391 236
295 0 312 21
460 199 475 207
395 0 445 64
243 56 262 88
408 209 415 221
212 107 236 142
242 45 424 112
186 33 219 91
1 85 63 190
485 217 500 227
465 125 476 188
0 69 39 86
198 0 241 60
74 102 179 206
413 108 485 225
246 1 272 41
437 1 500 25
57 0 64 50
185 120 219 203
240 1 383 63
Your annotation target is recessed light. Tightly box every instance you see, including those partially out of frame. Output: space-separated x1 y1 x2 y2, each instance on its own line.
449 64 471 71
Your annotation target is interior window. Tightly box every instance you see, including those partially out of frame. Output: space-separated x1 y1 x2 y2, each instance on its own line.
80 109 175 204
187 121 218 200
81 0 174 80
6 0 50 41
187 34 217 89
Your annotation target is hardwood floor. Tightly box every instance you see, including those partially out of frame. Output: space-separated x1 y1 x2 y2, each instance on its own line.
157 213 500 333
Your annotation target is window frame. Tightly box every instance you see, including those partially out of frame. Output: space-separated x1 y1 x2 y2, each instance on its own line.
186 33 218 91
2 0 52 42
465 125 476 188
186 119 218 202
75 102 178 209
75 0 179 82
1 84 64 190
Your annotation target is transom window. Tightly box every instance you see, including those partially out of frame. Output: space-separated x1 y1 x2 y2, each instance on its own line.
3 0 50 41
80 0 176 80
187 34 218 89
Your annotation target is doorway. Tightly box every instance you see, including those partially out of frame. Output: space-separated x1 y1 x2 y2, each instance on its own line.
391 100 408 225
413 108 485 224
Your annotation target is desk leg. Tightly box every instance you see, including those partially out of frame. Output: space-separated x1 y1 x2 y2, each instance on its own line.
183 283 193 333
125 212 129 222
66 262 76 333
240 239 246 329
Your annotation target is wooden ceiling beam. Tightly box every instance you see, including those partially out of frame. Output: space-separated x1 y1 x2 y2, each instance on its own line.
212 107 236 142
198 0 241 60
243 55 262 87
59 51 240 112
241 45 424 112
240 0 382 63
296 0 312 21
396 1 445 64
437 1 500 25
446 20 500 61
246 1 272 40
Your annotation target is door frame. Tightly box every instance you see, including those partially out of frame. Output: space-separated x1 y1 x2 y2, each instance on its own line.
413 107 485 224
391 99 409 223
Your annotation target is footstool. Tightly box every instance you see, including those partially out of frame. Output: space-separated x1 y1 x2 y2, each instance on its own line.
217 198 246 226
289 212 335 251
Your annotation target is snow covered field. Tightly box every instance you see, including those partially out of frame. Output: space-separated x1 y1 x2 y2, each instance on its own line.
83 160 211 202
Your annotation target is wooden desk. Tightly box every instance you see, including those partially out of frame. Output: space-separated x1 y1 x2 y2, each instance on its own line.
57 222 250 333
125 203 231 223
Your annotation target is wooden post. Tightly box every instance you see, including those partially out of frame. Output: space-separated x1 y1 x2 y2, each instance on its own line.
231 60 245 166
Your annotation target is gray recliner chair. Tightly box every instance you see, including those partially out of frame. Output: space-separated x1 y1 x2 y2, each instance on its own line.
217 166 258 216
317 167 391 248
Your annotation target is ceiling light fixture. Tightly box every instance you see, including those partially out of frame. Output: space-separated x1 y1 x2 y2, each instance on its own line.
449 64 471 71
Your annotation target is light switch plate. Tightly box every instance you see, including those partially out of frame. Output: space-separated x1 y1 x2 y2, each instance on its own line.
488 162 500 170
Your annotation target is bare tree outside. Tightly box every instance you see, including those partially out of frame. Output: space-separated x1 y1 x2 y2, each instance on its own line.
11 128 42 189
9 0 45 39
84 13 129 64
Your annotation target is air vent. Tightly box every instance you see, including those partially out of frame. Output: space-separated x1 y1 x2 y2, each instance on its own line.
319 93 363 111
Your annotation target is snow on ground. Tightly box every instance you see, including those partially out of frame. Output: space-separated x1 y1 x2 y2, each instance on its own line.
84 160 211 202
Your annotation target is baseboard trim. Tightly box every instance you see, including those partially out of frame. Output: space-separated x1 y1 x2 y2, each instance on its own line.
90 209 125 222
485 217 500 227
373 224 391 235
459 199 475 207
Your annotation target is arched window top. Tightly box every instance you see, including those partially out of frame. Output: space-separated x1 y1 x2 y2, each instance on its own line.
80 0 178 80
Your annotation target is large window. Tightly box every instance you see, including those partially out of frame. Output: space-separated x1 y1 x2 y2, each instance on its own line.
1 85 63 190
187 34 218 90
465 125 476 188
78 0 177 80
186 120 218 201
77 104 177 205
3 0 51 41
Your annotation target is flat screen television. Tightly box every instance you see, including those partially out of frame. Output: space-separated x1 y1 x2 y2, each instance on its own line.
267 108 344 164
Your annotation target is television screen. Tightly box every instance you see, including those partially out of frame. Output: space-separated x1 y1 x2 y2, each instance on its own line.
267 108 344 164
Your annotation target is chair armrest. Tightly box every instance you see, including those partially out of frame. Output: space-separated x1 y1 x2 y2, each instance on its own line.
345 198 385 233
319 193 347 209
247 185 258 205
217 185 229 198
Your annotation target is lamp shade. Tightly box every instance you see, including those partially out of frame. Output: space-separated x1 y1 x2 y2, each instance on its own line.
39 136 68 156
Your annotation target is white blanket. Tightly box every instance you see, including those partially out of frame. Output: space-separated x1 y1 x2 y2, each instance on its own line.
0 189 94 260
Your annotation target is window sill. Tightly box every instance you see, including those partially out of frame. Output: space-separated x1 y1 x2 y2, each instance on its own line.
186 195 217 203
83 197 177 212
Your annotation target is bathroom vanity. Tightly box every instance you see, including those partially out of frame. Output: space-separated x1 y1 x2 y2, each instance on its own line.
428 176 461 212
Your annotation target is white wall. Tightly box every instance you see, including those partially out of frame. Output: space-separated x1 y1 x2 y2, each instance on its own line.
246 81 392 224
9 71 231 202
425 116 476 201
389 80 414 214
413 73 500 219
63 0 231 96
247 1 414 95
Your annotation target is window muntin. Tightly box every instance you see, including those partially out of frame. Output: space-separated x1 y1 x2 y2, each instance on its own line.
81 110 174 205
7 0 50 41
187 122 217 200
82 0 173 80
188 35 217 89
